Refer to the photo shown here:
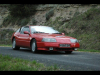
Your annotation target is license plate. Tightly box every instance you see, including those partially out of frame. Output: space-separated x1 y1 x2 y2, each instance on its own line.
60 44 70 47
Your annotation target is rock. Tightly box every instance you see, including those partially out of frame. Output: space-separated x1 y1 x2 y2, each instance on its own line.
61 17 70 22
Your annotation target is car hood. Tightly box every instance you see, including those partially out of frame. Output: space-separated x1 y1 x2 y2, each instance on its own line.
32 33 76 43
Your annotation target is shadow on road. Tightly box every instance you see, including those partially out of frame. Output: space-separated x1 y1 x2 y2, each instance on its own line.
12 47 78 55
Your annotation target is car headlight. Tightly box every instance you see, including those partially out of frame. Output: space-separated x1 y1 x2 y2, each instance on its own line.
70 39 78 43
42 38 57 42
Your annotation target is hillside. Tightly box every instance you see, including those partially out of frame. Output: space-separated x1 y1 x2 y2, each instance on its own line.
44 7 100 50
0 4 100 50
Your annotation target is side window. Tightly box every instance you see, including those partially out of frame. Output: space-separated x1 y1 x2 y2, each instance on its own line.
20 26 30 34
31 28 35 33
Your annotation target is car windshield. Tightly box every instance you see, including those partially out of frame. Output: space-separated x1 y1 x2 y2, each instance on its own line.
30 26 60 34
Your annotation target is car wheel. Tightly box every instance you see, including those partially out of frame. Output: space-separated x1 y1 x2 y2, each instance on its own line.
65 51 72 54
12 38 20 50
31 39 37 53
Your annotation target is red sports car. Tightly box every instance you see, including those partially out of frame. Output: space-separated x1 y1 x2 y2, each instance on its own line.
11 25 80 54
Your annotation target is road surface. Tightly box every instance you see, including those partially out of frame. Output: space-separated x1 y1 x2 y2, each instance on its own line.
0 47 100 71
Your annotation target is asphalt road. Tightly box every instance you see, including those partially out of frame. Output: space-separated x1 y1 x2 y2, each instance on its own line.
0 47 100 71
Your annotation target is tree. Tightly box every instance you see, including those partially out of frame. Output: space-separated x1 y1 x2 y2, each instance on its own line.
8 4 38 18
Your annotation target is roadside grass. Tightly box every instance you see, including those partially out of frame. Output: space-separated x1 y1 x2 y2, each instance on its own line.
0 44 12 47
0 54 63 71
78 49 100 53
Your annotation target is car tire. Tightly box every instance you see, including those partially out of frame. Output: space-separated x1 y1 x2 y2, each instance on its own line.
65 51 72 54
12 38 20 50
31 39 37 53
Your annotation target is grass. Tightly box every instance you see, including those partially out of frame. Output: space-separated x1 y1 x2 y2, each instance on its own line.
78 49 100 53
2 14 30 27
65 7 100 50
0 44 12 47
0 54 62 71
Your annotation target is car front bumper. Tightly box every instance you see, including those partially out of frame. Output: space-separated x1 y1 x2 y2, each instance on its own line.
37 42 80 51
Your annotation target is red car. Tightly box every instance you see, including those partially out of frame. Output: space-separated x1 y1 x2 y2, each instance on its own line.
11 25 80 54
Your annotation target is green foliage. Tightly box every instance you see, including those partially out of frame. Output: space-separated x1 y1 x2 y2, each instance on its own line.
0 29 14 45
21 18 30 26
2 4 38 27
2 14 30 26
32 18 37 25
45 8 54 20
8 4 38 18
64 8 100 50
73 11 80 17
2 15 12 26
69 11 72 15
2 14 20 26
78 49 100 53
0 54 62 71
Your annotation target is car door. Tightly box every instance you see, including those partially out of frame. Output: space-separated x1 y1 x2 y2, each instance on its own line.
17 26 30 48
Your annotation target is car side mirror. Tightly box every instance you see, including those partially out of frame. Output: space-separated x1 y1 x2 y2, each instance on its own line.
62 33 65 35
24 31 30 34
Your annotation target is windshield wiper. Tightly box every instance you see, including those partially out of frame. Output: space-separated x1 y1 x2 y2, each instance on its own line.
53 33 61 34
33 31 45 34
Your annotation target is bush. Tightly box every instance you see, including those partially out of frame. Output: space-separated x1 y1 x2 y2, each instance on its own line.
8 4 38 18
0 29 14 45
2 15 11 26
73 11 80 17
32 18 37 25
2 4 38 26
21 18 30 26
45 8 54 20
2 14 22 26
